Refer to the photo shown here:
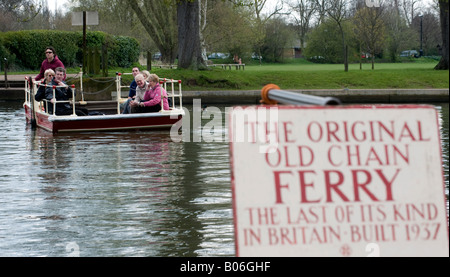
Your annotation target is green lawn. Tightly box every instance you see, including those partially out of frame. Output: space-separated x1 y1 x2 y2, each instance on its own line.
149 61 449 91
9 59 449 91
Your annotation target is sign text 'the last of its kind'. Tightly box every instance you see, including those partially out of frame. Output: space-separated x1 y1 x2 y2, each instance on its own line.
229 105 449 257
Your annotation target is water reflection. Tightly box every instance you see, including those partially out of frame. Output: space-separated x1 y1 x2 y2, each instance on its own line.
1 105 234 256
0 101 448 256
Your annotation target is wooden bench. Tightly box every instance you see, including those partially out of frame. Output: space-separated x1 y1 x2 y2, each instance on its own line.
154 64 178 69
208 64 245 70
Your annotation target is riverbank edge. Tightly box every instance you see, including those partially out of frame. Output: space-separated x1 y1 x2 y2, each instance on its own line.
181 88 449 104
1 74 448 103
2 86 448 103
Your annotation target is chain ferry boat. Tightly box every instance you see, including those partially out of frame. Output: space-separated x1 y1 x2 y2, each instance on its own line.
23 73 184 134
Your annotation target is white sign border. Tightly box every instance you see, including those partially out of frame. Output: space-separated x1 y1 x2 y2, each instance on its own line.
229 104 449 257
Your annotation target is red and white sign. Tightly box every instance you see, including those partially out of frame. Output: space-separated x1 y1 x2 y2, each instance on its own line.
229 105 449 257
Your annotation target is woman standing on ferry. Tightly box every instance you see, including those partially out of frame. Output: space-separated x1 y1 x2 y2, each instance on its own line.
34 47 65 81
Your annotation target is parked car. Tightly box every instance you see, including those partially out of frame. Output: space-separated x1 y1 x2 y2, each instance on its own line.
207 53 228 59
307 56 326 63
252 53 262 60
400 50 419 58
152 52 162 60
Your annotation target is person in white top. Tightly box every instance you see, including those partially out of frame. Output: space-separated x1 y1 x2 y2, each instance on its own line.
123 73 148 114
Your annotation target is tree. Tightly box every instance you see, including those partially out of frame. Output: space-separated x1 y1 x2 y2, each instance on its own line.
316 0 350 71
127 0 178 64
289 0 317 51
177 0 208 69
126 0 207 69
203 1 254 58
261 17 295 62
71 0 139 36
250 0 284 64
66 0 158 58
400 0 421 26
0 0 42 29
383 2 414 62
411 12 441 55
304 18 350 63
435 0 449 69
199 0 208 61
314 0 328 26
353 4 385 69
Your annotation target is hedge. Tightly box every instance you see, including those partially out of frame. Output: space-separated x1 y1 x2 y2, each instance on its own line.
108 35 140 68
0 30 140 70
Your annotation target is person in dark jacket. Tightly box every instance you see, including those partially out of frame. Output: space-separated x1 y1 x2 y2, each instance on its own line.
35 69 55 102
45 67 87 116
128 67 140 99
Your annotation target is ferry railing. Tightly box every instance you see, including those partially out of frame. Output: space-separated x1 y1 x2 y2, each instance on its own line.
160 78 183 112
40 83 77 116
115 72 133 95
115 72 183 113
78 67 86 104
27 77 77 116
24 76 31 105
115 72 132 114
25 77 41 118
24 76 37 127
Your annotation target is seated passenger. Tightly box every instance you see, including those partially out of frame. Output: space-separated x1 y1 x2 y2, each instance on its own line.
123 73 148 114
44 67 87 116
128 67 140 99
141 70 150 81
35 69 55 102
120 67 141 113
133 74 169 113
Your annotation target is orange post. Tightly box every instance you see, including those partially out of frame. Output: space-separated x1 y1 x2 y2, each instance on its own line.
260 84 280 105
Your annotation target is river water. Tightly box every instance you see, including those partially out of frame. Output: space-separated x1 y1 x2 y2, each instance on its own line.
0 101 448 257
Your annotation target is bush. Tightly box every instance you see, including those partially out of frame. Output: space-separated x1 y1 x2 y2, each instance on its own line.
303 19 357 64
0 30 139 70
0 30 79 69
74 31 111 66
0 39 16 71
108 36 140 68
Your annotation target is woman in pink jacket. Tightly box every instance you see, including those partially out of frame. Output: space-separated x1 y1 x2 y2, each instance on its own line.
134 74 170 113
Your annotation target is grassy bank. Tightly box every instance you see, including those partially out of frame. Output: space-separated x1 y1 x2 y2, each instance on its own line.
148 61 449 91
9 59 449 91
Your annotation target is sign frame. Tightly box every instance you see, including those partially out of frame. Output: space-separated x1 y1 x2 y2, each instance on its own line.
229 104 449 257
